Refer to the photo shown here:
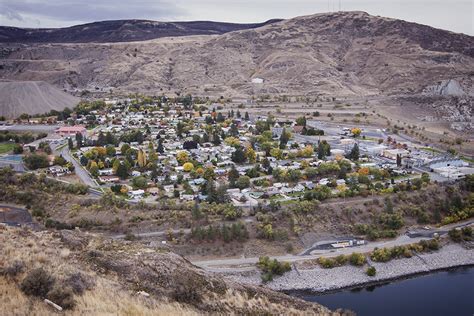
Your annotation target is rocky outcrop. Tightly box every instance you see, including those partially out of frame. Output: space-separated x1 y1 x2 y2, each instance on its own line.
423 79 466 97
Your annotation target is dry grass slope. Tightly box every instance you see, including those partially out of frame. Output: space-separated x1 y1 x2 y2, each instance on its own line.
0 226 340 315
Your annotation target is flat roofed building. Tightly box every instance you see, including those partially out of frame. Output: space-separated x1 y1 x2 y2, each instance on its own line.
55 126 87 137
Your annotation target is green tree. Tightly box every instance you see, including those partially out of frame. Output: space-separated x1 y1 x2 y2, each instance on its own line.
228 165 239 187
75 133 83 148
68 138 74 150
295 116 307 127
236 175 251 189
23 153 49 170
106 145 116 157
231 146 247 164
116 163 129 180
132 176 148 189
347 143 360 161
279 128 290 149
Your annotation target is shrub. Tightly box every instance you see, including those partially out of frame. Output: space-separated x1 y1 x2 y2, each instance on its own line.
335 254 348 266
20 268 55 297
448 229 462 242
419 239 439 251
257 256 291 282
318 257 336 269
449 227 472 242
65 272 94 295
172 274 202 304
349 253 366 266
1 260 25 278
47 285 75 309
366 266 376 277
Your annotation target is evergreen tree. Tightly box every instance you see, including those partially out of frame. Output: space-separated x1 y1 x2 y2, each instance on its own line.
68 138 74 150
212 131 221 145
228 165 239 187
97 132 106 146
157 140 164 153
206 180 218 203
317 142 326 160
244 112 250 121
347 143 360 161
231 146 247 164
116 163 129 180
216 112 225 122
230 123 239 137
202 133 210 143
279 128 290 149
75 132 83 148
105 131 116 145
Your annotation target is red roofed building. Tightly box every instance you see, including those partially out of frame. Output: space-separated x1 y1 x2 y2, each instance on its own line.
55 126 87 137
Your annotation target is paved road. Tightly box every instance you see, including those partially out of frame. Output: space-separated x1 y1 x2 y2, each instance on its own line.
111 228 192 239
192 219 474 271
0 204 34 227
0 124 59 133
53 142 98 188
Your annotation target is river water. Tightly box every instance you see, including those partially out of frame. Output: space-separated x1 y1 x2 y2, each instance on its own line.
298 267 474 316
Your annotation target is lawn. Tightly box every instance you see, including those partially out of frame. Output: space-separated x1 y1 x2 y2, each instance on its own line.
0 143 15 154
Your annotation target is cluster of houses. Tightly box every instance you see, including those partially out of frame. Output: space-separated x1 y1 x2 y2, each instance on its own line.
17 95 471 204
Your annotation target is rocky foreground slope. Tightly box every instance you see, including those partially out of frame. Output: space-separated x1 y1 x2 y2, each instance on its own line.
0 226 341 315
0 11 472 98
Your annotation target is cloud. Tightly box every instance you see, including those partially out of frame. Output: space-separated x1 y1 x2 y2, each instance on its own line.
0 0 184 27
0 5 24 21
0 0 471 35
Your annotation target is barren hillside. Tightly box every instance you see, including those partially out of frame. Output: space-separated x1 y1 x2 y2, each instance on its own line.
0 81 79 119
0 11 473 124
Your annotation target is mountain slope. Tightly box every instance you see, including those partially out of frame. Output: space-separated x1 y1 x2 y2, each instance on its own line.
0 81 79 118
0 11 472 98
0 19 281 43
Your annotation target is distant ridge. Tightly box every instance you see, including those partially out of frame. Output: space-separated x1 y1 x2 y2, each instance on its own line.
0 19 282 43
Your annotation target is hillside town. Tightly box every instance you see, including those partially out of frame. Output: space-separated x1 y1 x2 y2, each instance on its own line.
1 95 473 208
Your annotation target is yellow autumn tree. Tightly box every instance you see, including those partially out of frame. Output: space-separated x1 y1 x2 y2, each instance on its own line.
351 128 362 137
183 162 194 172
246 146 256 163
137 149 147 168
177 151 189 164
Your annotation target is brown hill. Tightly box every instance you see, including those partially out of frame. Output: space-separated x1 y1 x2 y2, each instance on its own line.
0 81 79 119
0 11 472 98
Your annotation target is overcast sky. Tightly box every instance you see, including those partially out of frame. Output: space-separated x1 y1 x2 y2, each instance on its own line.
0 0 472 35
